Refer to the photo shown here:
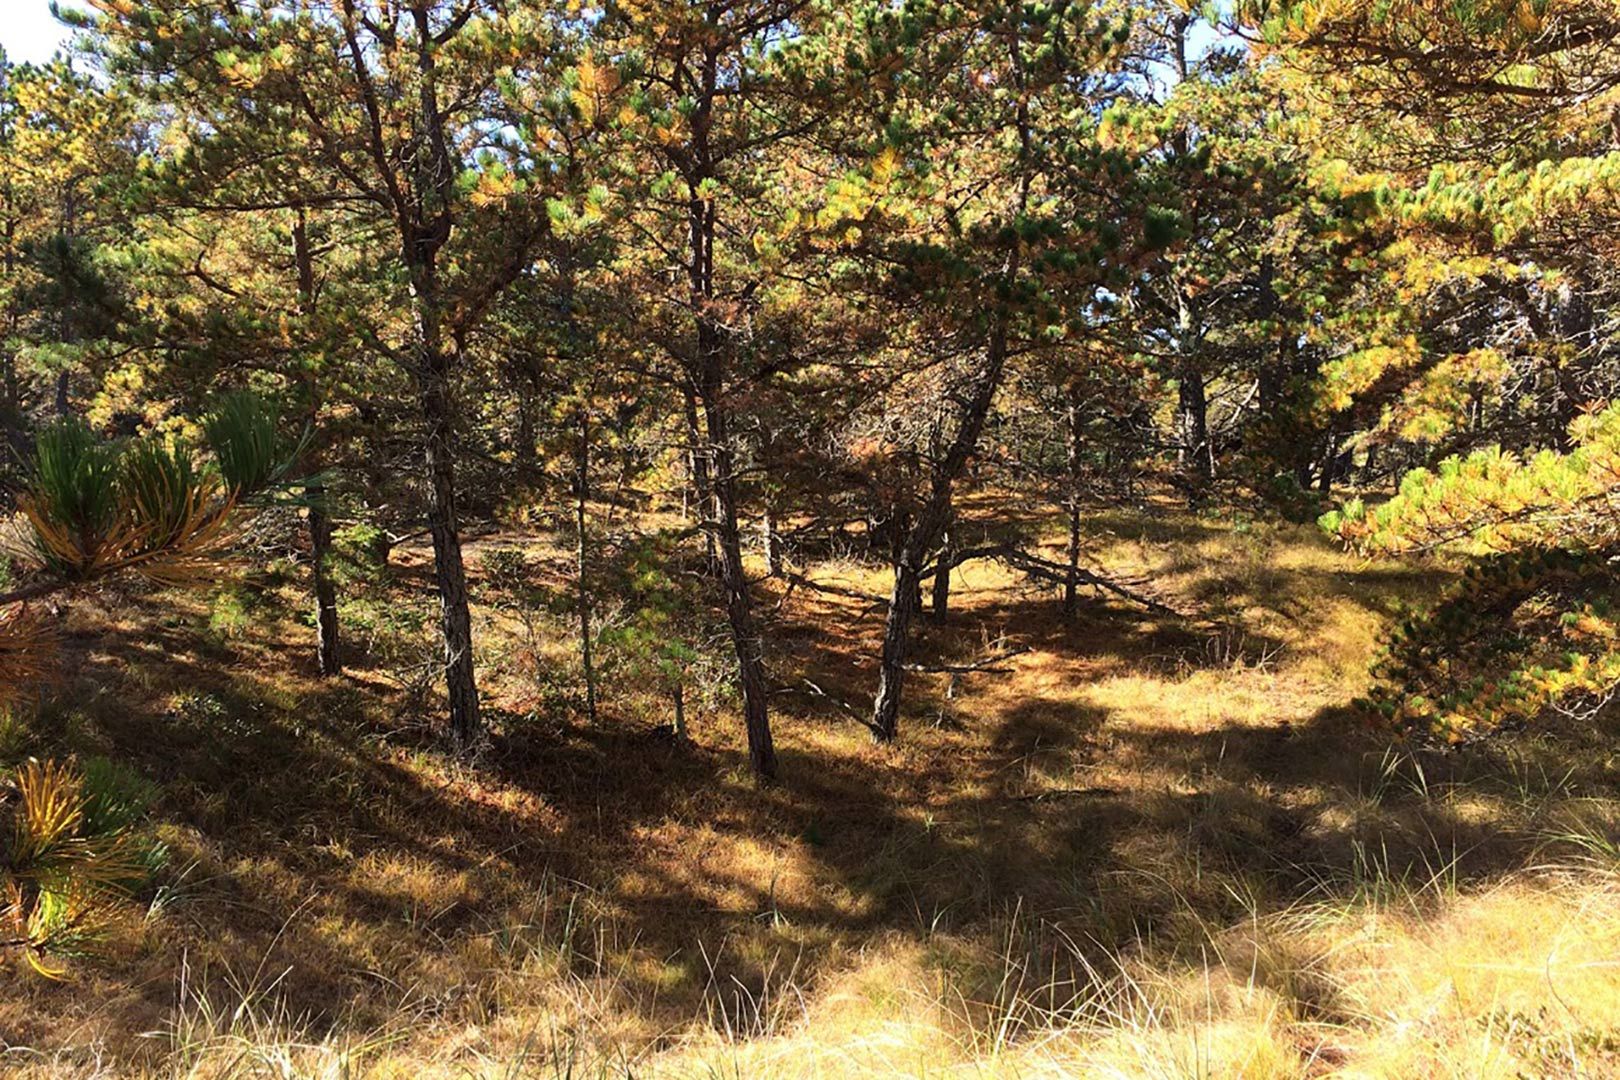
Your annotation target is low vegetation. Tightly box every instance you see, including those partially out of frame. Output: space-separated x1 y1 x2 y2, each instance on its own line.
5 503 1620 1077
6 0 1620 1075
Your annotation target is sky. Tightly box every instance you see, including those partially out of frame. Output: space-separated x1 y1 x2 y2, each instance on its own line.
0 1 84 66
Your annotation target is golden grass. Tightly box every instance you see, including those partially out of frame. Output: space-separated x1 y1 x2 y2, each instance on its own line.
7 499 1620 1077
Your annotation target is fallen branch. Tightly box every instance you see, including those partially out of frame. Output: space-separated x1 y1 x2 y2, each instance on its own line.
903 646 1031 675
922 544 1184 619
1006 787 1119 803
781 572 888 609
780 676 880 733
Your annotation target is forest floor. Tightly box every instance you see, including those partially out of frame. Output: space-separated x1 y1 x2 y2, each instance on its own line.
9 497 1620 1077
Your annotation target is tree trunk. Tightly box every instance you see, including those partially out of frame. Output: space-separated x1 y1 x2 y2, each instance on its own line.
683 386 718 571
1318 432 1341 497
308 481 341 677
671 679 687 740
761 503 783 577
1176 364 1211 505
516 378 537 472
1256 254 1284 416
871 313 1011 743
931 509 953 621
699 379 777 779
294 211 341 677
418 339 481 749
1174 281 1212 505
1063 397 1082 616
575 406 598 725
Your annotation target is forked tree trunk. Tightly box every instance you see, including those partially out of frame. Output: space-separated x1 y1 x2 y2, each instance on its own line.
871 314 1011 743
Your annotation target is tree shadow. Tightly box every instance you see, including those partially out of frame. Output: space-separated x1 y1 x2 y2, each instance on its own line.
21 510 1605 1073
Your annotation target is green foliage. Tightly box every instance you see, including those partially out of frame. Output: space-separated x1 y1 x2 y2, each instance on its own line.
331 523 392 586
203 392 293 497
1360 549 1620 741
28 420 123 565
1 759 153 977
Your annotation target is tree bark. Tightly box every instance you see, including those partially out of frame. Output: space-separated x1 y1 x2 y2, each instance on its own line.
1176 362 1211 505
683 386 718 571
675 36 776 778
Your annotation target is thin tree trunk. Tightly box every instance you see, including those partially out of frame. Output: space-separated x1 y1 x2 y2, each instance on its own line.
419 335 481 749
1256 255 1284 416
683 386 718 571
676 44 776 777
1176 362 1211 505
931 509 953 621
761 503 783 577
1063 397 1082 616
575 406 598 724
700 378 777 779
871 26 1034 743
1318 432 1340 497
308 480 341 677
516 378 537 472
294 211 341 676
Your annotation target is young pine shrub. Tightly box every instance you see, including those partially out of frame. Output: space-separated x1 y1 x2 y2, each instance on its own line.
0 758 153 977
0 394 298 976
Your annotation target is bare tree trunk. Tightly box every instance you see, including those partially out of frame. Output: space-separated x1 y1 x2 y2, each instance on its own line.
575 406 598 725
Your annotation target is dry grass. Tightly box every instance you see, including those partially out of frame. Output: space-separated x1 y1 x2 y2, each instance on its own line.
6 498 1620 1077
